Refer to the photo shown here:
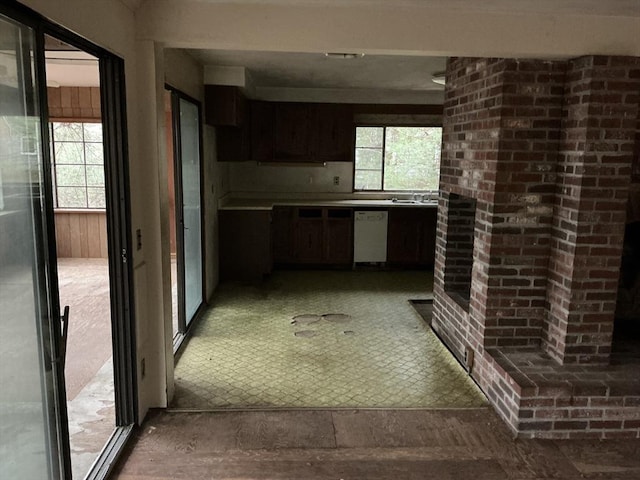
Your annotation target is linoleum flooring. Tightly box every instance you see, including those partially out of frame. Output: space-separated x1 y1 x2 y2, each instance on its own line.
172 270 486 409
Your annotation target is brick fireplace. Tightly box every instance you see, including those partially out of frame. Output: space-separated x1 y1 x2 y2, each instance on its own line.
433 56 640 438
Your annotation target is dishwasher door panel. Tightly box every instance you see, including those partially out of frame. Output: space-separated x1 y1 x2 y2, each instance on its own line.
353 211 388 263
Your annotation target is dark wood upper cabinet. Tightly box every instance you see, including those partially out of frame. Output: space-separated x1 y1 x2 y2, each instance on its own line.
314 104 354 162
204 85 247 127
250 101 275 162
216 126 250 162
274 103 314 160
251 101 354 163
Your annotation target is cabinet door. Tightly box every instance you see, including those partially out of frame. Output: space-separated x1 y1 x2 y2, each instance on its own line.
274 103 313 161
216 125 250 162
250 101 274 162
418 209 437 266
219 210 272 280
314 104 353 162
295 208 324 263
204 85 246 126
387 208 421 264
324 209 353 265
272 206 295 264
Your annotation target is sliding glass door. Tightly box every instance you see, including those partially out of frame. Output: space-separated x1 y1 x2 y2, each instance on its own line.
0 14 70 479
1 3 137 478
170 91 204 332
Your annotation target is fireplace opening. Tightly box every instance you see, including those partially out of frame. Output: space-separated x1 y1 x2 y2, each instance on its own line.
612 219 640 365
443 193 477 311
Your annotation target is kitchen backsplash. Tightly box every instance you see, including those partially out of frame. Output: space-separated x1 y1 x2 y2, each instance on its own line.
228 161 354 193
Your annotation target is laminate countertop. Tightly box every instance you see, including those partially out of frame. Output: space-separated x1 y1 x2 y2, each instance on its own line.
218 197 439 211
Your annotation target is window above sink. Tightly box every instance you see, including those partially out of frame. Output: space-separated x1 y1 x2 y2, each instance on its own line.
354 126 442 192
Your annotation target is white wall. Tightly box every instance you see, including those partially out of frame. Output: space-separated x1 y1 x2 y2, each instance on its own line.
136 0 640 58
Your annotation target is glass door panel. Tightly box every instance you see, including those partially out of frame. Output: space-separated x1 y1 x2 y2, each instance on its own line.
177 97 203 327
0 14 68 480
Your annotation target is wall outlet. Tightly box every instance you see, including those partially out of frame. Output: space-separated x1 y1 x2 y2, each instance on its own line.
136 229 142 250
333 176 340 186
141 357 146 379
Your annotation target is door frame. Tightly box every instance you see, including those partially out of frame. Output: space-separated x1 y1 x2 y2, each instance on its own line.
1 1 138 477
166 85 206 350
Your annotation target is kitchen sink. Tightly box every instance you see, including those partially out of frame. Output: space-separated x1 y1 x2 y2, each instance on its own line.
391 199 422 204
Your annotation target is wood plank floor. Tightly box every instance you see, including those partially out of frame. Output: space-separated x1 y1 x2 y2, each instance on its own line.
111 408 640 479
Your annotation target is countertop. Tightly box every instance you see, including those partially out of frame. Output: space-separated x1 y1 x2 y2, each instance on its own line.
218 197 439 211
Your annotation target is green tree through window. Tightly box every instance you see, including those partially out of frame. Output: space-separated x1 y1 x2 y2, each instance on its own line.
354 126 441 191
50 122 105 208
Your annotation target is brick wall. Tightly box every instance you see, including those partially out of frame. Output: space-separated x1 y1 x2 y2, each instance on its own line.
543 57 640 365
433 55 640 438
434 57 565 359
443 193 476 307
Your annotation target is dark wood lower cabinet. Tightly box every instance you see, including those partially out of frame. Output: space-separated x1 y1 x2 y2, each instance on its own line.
220 206 435 282
387 207 437 267
325 209 353 265
219 210 272 281
273 206 353 266
272 206 295 264
295 209 324 263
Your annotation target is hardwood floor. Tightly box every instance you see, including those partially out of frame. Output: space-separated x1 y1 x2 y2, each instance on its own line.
111 408 640 479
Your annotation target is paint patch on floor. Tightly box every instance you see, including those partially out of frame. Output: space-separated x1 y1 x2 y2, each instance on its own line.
291 314 321 326
172 270 487 409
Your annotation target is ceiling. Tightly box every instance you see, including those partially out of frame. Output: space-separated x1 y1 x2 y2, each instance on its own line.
178 0 637 104
132 0 640 17
132 1 639 104
188 49 447 104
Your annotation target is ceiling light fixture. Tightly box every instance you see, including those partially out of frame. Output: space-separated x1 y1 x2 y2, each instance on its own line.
324 53 365 59
431 71 446 85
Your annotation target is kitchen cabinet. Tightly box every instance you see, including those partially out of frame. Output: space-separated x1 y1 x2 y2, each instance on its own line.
387 207 437 266
251 101 353 163
272 206 295 264
205 86 251 161
314 104 353 162
272 206 353 266
274 103 314 160
216 126 250 162
250 101 275 162
325 208 353 264
295 208 324 263
219 210 272 281
204 85 246 127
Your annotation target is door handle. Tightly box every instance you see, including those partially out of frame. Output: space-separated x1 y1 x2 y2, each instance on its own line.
60 305 70 370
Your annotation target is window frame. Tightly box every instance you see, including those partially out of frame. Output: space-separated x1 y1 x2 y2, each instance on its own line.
49 119 105 210
352 123 443 193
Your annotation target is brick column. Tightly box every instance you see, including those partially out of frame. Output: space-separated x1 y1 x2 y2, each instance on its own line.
486 60 565 347
543 56 640 364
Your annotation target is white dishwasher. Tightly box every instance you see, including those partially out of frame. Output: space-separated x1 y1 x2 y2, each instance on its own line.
353 210 388 263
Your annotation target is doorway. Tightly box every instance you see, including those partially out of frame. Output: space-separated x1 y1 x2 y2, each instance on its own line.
0 4 136 479
165 87 205 347
44 34 117 479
